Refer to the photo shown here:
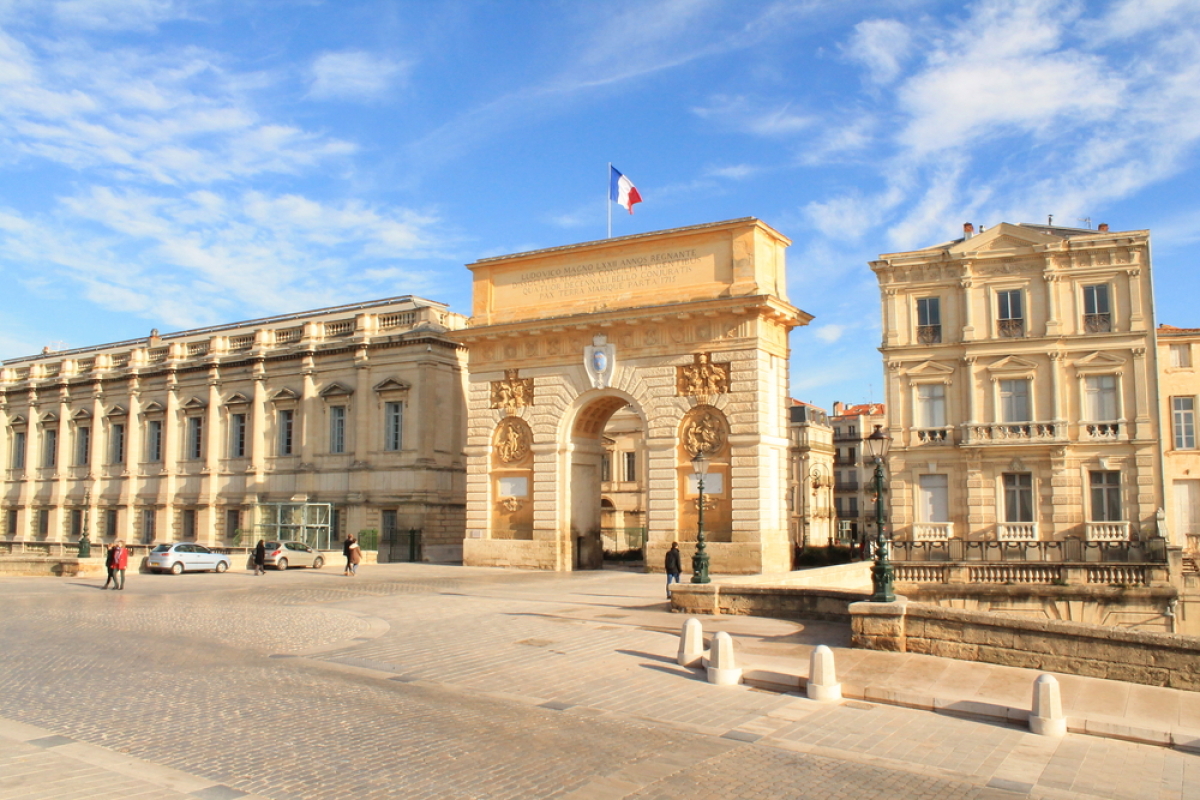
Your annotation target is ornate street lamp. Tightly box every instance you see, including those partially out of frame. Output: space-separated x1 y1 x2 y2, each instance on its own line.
865 425 895 603
691 450 711 584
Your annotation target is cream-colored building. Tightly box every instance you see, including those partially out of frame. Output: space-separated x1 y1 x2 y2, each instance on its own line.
873 223 1165 544
0 296 470 561
1158 324 1200 554
787 400 834 550
830 401 887 546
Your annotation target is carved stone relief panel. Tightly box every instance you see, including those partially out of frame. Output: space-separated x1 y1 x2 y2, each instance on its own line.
493 416 532 464
677 353 730 397
490 369 534 412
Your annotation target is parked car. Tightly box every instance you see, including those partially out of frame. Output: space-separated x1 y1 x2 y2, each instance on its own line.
264 541 325 570
147 543 232 575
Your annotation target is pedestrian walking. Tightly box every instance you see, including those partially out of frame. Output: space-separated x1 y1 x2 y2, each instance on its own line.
253 539 266 576
102 542 119 589
108 540 128 590
664 541 682 597
346 535 361 577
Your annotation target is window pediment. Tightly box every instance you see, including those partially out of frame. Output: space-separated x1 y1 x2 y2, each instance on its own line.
906 360 955 381
141 401 165 415
986 355 1038 376
1073 351 1125 375
270 388 299 404
9 414 27 426
40 411 58 424
105 405 127 418
374 378 410 397
71 408 92 420
320 382 354 399
181 396 207 411
223 392 251 406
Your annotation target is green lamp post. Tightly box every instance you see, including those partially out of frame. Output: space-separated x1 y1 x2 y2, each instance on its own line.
690 450 711 584
866 424 895 603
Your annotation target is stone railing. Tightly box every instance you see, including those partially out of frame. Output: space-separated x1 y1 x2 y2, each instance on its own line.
1081 421 1123 441
912 522 952 541
997 522 1038 541
850 600 1196 689
913 427 952 445
892 562 1159 587
890 538 1168 564
962 422 1061 444
1085 521 1131 542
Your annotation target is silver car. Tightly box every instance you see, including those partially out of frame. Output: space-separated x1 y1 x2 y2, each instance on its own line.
148 543 232 575
263 541 325 570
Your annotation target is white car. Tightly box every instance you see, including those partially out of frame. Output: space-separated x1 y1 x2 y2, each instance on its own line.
147 543 232 575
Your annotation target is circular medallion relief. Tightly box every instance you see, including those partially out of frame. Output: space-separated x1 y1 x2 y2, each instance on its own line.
494 416 532 463
681 406 727 457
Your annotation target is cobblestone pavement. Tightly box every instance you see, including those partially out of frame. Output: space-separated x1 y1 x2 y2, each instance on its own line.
0 566 1198 800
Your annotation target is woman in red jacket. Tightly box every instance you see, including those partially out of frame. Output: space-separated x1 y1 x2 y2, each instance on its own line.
109 540 129 590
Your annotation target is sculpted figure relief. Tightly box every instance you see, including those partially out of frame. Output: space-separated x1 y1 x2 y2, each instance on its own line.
682 406 727 457
494 416 531 463
677 352 729 397
490 369 534 411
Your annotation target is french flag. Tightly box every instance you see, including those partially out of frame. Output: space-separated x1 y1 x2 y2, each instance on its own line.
609 166 643 214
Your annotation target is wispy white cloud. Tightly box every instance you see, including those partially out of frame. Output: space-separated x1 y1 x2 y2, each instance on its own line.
308 51 411 102
814 324 845 343
0 188 451 329
51 0 187 31
844 18 912 85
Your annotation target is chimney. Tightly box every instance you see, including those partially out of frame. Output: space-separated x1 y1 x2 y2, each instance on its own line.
833 401 845 416
963 222 975 238
1098 223 1109 232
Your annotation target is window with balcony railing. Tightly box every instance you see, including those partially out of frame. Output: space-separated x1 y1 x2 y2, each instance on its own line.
997 289 1024 337
916 296 942 344
1083 284 1112 333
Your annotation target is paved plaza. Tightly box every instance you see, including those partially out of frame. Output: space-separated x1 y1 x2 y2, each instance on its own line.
1 564 1198 800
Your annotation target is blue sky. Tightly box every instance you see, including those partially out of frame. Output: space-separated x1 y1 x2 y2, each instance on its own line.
1 0 1198 412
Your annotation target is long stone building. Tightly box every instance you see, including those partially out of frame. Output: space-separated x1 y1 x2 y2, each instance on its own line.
873 222 1165 544
0 296 470 562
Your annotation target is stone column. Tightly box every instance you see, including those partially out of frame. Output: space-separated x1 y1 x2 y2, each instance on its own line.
204 368 221 543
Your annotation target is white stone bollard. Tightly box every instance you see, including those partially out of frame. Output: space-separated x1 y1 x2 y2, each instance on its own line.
677 618 704 667
707 631 742 686
806 645 842 702
1030 674 1067 737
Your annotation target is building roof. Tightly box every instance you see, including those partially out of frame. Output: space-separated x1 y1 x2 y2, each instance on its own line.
832 403 885 418
1159 324 1200 336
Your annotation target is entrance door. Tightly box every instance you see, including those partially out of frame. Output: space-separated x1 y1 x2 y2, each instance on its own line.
1175 480 1200 549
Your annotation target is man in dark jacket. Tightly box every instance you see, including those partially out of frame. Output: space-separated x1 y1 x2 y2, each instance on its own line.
664 541 682 598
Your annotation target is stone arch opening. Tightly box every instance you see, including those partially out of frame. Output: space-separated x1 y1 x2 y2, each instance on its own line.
566 392 646 570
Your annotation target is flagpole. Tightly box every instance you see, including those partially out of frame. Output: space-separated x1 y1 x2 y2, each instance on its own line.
607 162 612 239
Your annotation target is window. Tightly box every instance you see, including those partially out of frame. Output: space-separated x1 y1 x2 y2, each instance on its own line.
601 452 612 482
182 509 196 540
1085 375 1118 421
1003 473 1034 522
186 416 203 460
105 509 118 538
229 413 247 458
278 409 294 456
917 474 949 522
916 384 946 428
1171 343 1192 368
226 509 241 540
997 289 1024 337
1173 397 1196 449
384 402 403 451
624 451 637 482
847 497 858 515
42 427 58 468
38 508 49 538
142 508 156 543
1090 471 1121 521
329 406 346 454
11 430 25 470
999 379 1031 423
109 423 125 464
74 426 90 466
916 297 942 343
6 509 16 537
1083 284 1112 332
146 420 163 462
70 508 83 538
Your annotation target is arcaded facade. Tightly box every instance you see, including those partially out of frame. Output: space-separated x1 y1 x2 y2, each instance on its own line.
0 297 469 562
873 223 1165 544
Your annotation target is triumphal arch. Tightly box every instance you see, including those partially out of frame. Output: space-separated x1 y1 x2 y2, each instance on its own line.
456 218 809 573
